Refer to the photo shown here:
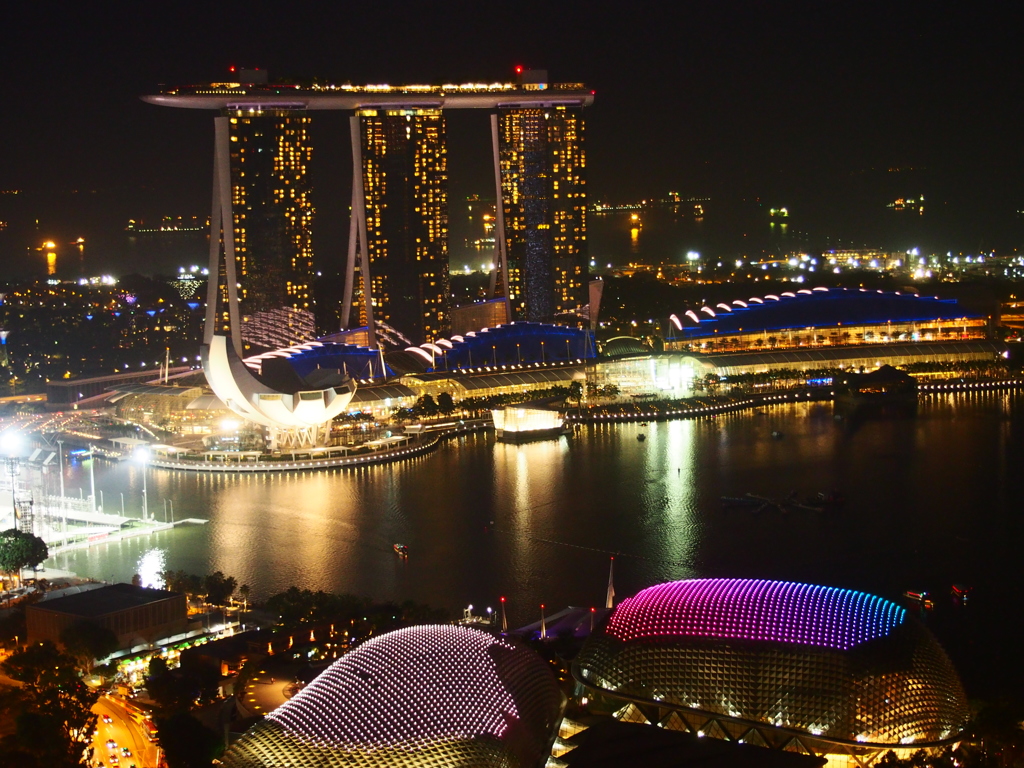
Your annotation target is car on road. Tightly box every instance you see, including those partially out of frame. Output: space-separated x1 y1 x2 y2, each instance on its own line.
105 739 117 749
102 714 114 723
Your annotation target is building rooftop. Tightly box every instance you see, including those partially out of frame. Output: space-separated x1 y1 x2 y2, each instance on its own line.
605 579 905 651
34 583 181 618
563 720 825 768
669 286 984 339
222 624 563 768
143 82 594 111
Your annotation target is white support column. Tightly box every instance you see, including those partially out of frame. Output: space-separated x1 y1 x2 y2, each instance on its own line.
489 113 512 323
348 115 375 347
214 116 243 358
204 124 223 346
341 156 360 331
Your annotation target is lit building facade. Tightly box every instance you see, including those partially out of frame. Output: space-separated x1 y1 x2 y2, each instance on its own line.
574 579 969 768
227 109 315 351
144 75 594 401
665 287 988 353
354 109 450 345
496 102 588 323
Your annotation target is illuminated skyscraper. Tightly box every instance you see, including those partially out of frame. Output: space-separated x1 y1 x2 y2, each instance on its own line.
494 76 588 323
347 109 450 345
145 73 593 349
226 109 316 351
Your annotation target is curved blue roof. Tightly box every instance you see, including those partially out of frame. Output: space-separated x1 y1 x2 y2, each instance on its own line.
669 287 982 340
397 322 595 372
248 342 387 380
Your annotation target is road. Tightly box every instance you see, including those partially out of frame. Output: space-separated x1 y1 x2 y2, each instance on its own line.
91 695 160 768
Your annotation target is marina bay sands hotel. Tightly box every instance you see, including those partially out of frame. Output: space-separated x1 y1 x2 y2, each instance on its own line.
144 69 594 353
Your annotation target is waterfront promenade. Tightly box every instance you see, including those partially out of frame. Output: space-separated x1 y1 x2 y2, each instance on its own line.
124 377 1024 473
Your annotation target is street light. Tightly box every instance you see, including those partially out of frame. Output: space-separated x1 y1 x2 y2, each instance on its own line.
56 439 65 498
134 447 150 521
56 439 66 532
1 431 22 527
86 444 97 513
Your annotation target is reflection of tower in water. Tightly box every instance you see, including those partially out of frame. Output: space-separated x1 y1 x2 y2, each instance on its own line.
74 237 85 276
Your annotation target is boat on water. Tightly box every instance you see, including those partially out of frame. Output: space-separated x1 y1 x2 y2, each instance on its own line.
903 590 934 610
834 365 919 417
393 544 410 557
721 496 761 507
637 433 646 442
951 584 972 603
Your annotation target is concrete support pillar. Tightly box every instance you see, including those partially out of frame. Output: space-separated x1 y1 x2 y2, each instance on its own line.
204 115 242 357
489 113 512 323
343 114 375 347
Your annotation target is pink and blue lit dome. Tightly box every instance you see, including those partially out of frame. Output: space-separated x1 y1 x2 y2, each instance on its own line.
574 578 968 751
222 625 564 768
604 579 907 651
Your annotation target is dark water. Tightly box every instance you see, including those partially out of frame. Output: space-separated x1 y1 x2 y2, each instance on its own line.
51 391 1024 697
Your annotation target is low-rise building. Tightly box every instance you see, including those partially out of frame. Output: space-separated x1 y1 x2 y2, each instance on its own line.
27 583 188 651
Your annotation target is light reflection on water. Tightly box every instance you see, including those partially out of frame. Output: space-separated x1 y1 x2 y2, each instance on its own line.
136 548 166 588
50 394 1024 647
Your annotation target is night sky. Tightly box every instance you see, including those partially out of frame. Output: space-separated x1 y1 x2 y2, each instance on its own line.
1 1 1021 276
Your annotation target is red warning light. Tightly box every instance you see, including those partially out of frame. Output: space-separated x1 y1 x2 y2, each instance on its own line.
500 596 506 603
514 65 523 74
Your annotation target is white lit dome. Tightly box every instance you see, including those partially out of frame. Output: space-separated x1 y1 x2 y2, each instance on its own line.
222 625 564 768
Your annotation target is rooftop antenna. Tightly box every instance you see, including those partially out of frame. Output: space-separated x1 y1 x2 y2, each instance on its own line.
606 556 616 609
500 596 508 633
540 604 546 640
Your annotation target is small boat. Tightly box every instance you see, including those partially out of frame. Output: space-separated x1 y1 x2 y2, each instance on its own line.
393 544 409 557
721 496 761 507
903 590 934 610
951 584 971 603
771 430 784 439
637 434 646 442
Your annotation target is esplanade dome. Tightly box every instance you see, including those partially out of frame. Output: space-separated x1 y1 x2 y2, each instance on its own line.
222 624 564 768
573 579 968 755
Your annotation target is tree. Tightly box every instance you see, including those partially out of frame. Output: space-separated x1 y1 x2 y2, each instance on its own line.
154 712 223 768
59 621 119 671
203 571 237 606
146 656 220 715
238 584 250 612
437 392 455 415
0 529 49 582
0 641 98 767
568 380 584 408
414 395 438 417
148 655 169 678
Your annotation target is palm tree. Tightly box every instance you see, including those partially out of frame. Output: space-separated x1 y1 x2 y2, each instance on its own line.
239 584 250 613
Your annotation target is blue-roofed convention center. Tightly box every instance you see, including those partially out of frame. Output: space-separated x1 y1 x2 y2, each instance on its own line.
665 287 987 352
